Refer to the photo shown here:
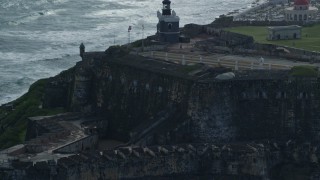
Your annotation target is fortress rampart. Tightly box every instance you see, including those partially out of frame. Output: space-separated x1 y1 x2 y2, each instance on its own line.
2 49 320 179
66 52 320 144
4 142 320 180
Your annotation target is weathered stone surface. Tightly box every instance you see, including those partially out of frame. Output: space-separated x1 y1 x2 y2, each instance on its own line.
3 142 320 180
41 50 320 144
16 48 319 179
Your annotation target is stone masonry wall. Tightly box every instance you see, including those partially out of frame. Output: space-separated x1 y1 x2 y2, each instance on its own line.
53 135 98 153
6 142 320 180
187 77 320 143
187 82 237 143
67 53 320 143
71 56 193 140
7 144 270 180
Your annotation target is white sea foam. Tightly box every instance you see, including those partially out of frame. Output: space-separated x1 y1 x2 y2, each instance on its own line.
0 0 257 105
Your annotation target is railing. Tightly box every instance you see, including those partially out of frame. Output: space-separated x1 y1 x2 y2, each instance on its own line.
140 51 292 70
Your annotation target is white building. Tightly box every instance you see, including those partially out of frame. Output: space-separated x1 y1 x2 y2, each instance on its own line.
285 0 318 21
267 25 302 40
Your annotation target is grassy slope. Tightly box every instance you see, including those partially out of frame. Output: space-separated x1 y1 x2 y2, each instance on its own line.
225 25 320 52
290 65 319 77
0 79 65 149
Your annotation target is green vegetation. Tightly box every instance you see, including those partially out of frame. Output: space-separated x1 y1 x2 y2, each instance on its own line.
130 39 144 48
105 45 130 56
290 65 318 77
212 15 234 26
225 25 320 52
0 79 65 149
179 64 203 74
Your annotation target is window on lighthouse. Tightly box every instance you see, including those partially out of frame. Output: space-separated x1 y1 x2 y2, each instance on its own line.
168 23 172 30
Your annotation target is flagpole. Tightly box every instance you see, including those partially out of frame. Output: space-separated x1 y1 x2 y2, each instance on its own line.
128 26 132 49
142 24 144 52
128 29 131 44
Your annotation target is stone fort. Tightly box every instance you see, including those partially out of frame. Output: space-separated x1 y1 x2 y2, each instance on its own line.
1 45 320 179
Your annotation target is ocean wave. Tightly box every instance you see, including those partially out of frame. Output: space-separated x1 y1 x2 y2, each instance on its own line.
0 0 70 9
0 53 80 105
0 0 258 105
0 94 23 105
92 1 137 10
16 76 34 86
6 9 65 26
8 12 43 25
0 49 76 64
0 77 32 105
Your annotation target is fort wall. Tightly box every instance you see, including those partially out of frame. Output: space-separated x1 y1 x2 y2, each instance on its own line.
4 142 320 180
66 53 320 144
53 135 98 154
71 55 193 141
2 49 320 179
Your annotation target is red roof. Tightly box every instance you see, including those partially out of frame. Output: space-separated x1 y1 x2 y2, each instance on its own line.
294 0 309 5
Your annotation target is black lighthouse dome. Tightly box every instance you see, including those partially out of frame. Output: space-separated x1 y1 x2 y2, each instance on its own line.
162 0 172 15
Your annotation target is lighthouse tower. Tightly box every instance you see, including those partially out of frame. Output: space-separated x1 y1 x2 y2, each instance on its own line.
157 0 180 43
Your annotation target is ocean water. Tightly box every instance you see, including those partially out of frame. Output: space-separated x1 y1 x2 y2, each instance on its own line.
0 0 256 105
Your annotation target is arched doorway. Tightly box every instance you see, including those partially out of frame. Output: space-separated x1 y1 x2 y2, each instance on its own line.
293 33 297 39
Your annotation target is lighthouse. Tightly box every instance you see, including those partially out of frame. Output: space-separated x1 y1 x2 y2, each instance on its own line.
157 0 180 43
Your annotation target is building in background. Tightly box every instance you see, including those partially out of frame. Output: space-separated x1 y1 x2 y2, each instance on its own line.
285 0 318 22
267 25 302 40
